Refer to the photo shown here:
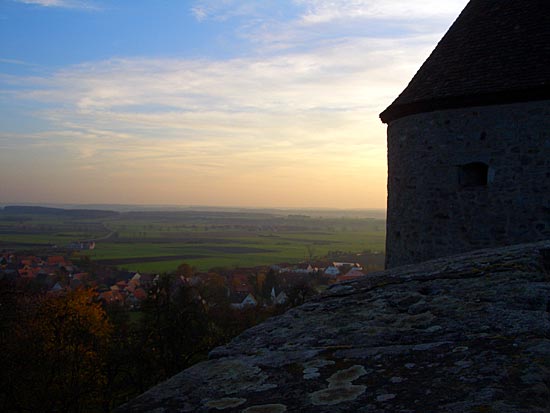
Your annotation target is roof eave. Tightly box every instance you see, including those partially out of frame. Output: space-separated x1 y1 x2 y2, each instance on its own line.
380 85 550 124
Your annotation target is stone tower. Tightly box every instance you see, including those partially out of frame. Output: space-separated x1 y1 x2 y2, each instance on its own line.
380 0 550 268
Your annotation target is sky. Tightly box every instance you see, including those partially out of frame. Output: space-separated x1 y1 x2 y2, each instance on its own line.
0 0 469 209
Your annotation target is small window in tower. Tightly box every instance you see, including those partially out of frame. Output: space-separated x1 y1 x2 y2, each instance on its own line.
458 162 489 187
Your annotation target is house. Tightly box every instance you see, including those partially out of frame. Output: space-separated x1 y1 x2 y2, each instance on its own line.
336 268 367 283
68 241 96 250
99 290 124 305
50 282 64 294
18 265 35 279
23 255 43 264
61 265 75 274
271 263 293 273
311 262 331 272
323 265 340 277
231 293 258 309
126 282 137 293
270 287 289 306
125 287 147 309
116 280 128 289
133 287 147 301
333 262 362 269
293 263 314 274
47 255 67 266
130 272 142 283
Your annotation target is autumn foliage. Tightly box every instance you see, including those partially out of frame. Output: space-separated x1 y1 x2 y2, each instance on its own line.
0 271 294 412
1 289 111 412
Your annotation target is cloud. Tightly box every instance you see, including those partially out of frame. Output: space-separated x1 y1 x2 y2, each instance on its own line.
14 0 99 10
189 0 468 54
1 0 470 207
295 0 467 24
8 34 433 121
0 58 32 66
189 1 468 26
190 0 279 21
8 40 426 128
190 5 208 21
3 33 428 206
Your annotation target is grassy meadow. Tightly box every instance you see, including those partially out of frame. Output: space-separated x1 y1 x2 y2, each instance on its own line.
0 207 386 272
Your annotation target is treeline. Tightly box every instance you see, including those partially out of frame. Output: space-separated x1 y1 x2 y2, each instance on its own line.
2 206 119 219
0 273 301 412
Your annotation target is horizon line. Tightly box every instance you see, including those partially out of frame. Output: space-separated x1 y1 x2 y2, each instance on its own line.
0 202 387 212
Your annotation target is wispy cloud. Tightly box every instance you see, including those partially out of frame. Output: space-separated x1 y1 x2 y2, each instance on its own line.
191 0 466 22
1 0 469 206
295 0 467 23
191 0 278 22
0 58 32 66
7 34 433 126
190 0 468 52
14 0 100 11
2 35 420 205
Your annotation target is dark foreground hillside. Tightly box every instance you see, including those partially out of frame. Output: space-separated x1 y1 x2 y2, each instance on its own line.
118 240 550 413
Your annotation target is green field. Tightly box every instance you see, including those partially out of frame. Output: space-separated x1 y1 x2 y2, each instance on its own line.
0 206 386 272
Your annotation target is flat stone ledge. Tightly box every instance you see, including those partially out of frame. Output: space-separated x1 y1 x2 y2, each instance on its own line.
118 240 550 413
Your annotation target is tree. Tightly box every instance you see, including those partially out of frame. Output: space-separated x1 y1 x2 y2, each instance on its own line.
306 244 316 261
287 280 316 307
261 269 279 300
140 274 211 380
198 272 229 306
175 263 195 278
2 289 112 413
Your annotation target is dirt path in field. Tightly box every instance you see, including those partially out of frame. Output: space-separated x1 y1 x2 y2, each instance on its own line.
95 246 275 266
96 255 207 265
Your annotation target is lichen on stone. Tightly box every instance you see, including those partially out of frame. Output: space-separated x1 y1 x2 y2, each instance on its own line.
204 359 276 395
302 367 320 380
309 365 368 406
310 384 367 406
326 365 367 387
376 393 396 402
302 358 335 380
241 404 287 413
204 398 247 410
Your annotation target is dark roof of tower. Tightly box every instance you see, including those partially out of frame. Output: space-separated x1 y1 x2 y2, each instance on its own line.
380 0 550 123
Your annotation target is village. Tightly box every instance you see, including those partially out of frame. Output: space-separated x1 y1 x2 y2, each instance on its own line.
0 246 377 410
0 250 370 311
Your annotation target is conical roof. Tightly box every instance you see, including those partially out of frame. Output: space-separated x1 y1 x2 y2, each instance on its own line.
380 0 550 123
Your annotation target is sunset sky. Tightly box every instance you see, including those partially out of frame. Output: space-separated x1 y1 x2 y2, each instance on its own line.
0 0 468 208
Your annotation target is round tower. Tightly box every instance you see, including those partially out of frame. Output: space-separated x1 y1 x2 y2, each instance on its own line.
380 0 550 268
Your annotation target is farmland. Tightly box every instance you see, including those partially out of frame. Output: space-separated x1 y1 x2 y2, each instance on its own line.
0 206 386 272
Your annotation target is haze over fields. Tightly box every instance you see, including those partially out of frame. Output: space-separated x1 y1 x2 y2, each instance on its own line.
0 0 468 208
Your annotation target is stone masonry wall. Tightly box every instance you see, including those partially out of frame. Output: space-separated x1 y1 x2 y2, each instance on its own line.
385 99 550 268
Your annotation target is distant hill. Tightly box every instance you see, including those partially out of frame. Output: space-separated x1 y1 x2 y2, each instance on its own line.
2 206 119 219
